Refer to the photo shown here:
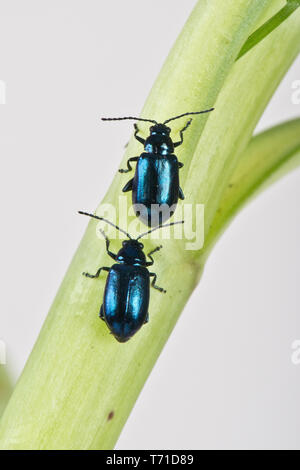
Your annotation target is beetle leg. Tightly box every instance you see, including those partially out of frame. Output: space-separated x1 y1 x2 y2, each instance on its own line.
146 245 163 266
122 178 133 193
144 312 149 324
119 156 139 174
179 187 185 200
178 161 184 169
134 123 145 145
98 229 117 260
99 305 105 321
173 118 192 147
82 266 110 279
150 272 166 293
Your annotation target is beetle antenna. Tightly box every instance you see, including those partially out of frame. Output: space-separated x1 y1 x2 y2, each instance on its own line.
102 116 158 124
78 211 132 239
163 108 214 124
136 221 184 240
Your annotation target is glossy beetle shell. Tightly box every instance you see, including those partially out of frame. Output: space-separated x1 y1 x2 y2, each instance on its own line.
102 264 150 342
132 153 179 226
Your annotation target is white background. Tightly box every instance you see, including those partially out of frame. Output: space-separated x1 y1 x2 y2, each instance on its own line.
0 0 300 449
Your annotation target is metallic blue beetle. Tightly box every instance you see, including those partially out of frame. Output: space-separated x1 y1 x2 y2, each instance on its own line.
102 109 214 226
79 211 183 342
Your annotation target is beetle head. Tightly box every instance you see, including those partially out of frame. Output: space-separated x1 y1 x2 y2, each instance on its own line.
149 123 171 135
145 124 173 155
116 239 146 266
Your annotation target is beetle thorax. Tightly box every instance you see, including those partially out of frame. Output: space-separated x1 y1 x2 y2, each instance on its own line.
116 240 146 266
144 124 174 156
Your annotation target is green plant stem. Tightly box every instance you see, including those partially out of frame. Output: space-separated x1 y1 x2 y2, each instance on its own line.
0 0 299 450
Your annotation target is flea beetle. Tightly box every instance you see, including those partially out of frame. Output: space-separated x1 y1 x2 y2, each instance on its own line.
79 211 184 342
102 109 214 226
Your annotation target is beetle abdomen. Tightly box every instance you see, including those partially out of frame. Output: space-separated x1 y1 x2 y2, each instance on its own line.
103 264 150 342
132 153 179 226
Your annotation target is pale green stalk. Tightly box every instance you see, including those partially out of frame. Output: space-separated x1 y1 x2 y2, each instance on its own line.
0 0 299 449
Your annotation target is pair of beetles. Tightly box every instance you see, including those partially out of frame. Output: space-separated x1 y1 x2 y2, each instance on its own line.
80 107 214 342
